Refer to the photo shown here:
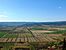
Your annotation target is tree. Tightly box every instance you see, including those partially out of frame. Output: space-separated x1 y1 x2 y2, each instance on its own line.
62 38 66 50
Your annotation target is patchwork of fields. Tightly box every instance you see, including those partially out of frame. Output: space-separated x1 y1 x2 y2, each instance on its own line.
0 26 66 50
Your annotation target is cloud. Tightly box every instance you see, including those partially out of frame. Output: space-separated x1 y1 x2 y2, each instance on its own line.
0 10 8 18
0 15 8 17
58 6 62 8
0 12 8 21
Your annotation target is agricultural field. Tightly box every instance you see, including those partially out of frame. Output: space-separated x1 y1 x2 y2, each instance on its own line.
0 25 66 50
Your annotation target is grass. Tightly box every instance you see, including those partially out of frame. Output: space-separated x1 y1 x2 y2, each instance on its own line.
0 32 6 38
0 32 32 38
3 34 18 38
0 42 14 50
0 42 35 50
25 33 33 37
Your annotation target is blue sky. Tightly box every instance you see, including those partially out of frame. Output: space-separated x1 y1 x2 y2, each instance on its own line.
0 0 66 22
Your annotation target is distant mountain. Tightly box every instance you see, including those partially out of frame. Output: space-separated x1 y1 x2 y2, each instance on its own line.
0 21 66 27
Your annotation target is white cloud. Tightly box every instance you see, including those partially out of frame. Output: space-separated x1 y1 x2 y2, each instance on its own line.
0 10 8 21
58 6 62 8
0 10 8 18
0 15 8 17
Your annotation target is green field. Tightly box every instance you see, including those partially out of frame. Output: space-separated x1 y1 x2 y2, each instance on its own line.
0 32 6 37
3 34 18 38
0 32 18 38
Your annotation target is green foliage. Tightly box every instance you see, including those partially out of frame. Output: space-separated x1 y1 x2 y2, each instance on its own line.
0 32 6 37
3 34 18 38
48 42 55 46
30 45 35 50
0 42 14 50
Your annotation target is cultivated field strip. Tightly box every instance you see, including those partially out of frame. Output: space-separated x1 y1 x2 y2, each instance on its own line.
42 34 56 42
28 37 36 42
0 38 4 42
7 38 12 42
16 38 21 42
11 38 16 42
32 33 63 42
47 34 64 41
21 37 24 42
0 32 63 43
51 36 63 41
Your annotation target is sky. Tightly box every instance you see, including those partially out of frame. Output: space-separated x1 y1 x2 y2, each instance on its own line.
0 0 66 22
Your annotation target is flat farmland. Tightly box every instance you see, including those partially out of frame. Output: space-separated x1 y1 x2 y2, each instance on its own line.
0 30 64 43
31 30 54 33
0 27 65 42
30 27 66 31
0 26 66 50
